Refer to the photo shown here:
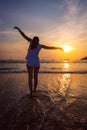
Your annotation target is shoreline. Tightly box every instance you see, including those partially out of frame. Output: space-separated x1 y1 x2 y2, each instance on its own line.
0 71 87 74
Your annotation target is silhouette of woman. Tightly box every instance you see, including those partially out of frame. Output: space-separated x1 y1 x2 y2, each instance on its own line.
14 26 63 97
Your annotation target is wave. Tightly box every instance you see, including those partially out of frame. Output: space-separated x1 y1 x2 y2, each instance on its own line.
0 68 87 74
0 60 26 63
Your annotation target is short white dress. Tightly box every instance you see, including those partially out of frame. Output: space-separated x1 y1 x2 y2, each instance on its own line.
26 43 42 67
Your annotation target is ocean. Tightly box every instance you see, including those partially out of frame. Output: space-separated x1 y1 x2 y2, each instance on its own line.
0 60 87 73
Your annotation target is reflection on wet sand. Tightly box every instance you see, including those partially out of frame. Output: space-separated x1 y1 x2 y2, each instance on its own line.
58 74 71 97
0 73 87 130
0 91 70 130
48 74 71 105
0 90 86 130
8 91 87 130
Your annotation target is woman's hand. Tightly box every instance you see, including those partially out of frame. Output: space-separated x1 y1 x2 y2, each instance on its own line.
13 26 32 42
60 48 64 51
13 26 20 30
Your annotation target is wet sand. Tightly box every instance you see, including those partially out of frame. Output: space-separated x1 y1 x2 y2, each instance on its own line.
0 73 87 130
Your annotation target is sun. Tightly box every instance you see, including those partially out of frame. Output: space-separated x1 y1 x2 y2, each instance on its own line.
63 45 72 52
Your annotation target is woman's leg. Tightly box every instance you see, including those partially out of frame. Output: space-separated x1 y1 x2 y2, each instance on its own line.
27 66 33 96
34 67 39 92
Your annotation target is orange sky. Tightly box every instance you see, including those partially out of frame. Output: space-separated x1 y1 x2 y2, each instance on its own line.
0 40 86 61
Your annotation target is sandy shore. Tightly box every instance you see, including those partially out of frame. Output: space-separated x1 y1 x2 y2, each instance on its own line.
0 73 87 130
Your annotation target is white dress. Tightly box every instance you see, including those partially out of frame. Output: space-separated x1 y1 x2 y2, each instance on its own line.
26 43 42 67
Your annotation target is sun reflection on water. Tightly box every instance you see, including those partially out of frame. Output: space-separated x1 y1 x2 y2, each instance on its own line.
58 74 71 97
64 62 69 69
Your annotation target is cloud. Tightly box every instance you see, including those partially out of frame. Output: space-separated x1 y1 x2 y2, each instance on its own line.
39 0 87 46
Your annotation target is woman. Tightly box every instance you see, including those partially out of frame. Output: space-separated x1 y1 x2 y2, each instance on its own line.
14 26 63 97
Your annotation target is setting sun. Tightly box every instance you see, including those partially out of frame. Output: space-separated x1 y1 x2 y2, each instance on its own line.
63 45 72 52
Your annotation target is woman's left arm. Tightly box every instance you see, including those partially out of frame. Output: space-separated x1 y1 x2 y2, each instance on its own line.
41 45 63 51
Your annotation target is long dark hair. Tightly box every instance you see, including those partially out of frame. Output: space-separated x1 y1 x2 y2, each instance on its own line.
30 36 39 49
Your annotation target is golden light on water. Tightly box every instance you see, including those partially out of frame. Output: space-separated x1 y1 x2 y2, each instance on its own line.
64 63 69 69
63 45 72 52
58 74 71 96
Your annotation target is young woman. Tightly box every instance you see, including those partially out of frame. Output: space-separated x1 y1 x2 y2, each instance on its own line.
14 26 63 97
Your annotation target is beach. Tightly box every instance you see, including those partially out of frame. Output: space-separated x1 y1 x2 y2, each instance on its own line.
0 73 87 130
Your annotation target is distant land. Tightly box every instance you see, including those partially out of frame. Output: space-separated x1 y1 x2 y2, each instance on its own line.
81 56 87 60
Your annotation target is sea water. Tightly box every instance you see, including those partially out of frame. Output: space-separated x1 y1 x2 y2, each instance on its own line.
0 60 87 73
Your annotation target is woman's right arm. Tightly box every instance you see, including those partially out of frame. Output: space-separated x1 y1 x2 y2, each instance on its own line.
13 26 32 42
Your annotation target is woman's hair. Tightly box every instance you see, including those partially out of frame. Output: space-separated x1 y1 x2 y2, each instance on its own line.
30 36 39 49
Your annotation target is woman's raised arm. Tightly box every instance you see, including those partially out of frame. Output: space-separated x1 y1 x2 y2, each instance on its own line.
13 26 32 42
41 45 63 51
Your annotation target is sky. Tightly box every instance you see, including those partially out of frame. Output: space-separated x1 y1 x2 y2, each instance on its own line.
0 0 87 60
